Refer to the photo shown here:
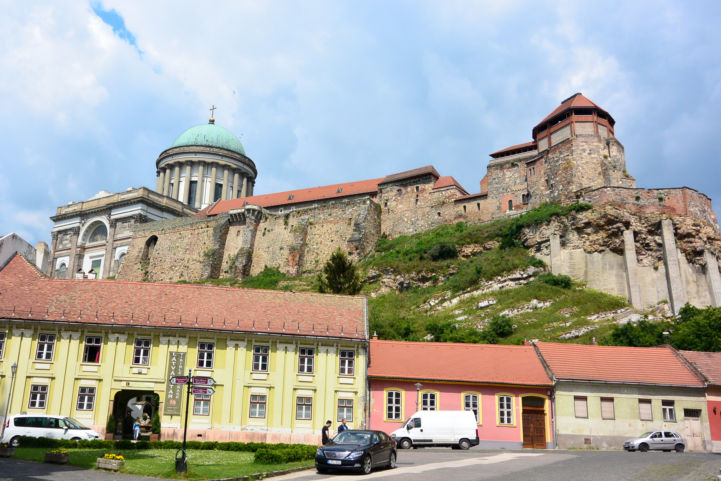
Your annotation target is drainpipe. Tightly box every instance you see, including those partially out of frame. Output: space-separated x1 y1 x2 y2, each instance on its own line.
552 381 558 449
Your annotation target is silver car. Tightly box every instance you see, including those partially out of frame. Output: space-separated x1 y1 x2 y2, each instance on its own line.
623 431 685 452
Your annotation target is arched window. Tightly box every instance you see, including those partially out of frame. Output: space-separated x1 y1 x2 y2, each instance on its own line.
118 253 126 267
141 236 158 263
85 223 108 243
57 263 67 279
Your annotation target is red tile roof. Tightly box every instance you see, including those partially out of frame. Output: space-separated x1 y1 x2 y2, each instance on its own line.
533 93 614 134
207 178 383 216
489 141 537 158
0 255 366 340
378 166 440 185
534 342 704 387
368 339 552 386
680 351 721 386
433 176 468 194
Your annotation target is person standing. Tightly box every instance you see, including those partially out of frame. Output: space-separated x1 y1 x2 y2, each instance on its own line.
132 418 141 440
337 418 349 433
322 420 332 444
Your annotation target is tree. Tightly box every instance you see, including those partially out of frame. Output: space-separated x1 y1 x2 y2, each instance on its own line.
317 249 362 295
670 304 721 351
605 319 670 347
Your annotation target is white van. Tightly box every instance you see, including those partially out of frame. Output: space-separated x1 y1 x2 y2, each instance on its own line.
1 414 101 446
390 410 479 450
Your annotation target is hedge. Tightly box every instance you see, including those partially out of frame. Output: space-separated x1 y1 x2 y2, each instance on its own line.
254 445 317 464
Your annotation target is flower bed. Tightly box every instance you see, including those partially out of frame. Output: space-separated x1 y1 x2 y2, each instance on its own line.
45 449 69 464
97 453 125 471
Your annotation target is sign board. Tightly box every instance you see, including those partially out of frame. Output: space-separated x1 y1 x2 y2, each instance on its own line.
191 386 215 395
165 351 186 416
192 376 216 386
170 376 189 385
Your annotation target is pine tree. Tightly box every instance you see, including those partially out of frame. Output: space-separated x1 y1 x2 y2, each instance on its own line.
317 249 361 295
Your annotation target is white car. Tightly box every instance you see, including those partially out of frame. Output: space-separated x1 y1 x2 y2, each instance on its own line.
623 431 686 452
2 414 101 446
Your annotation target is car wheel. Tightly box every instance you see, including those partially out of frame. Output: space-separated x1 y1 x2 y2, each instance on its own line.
71 437 81 442
638 443 649 452
675 444 685 453
361 455 373 474
399 438 412 450
388 452 397 469
458 438 471 450
9 436 20 448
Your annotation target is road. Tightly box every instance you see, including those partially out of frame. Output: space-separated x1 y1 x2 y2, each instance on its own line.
276 448 721 481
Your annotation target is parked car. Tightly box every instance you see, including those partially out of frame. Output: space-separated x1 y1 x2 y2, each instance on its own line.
623 431 686 452
1 414 101 446
315 429 397 474
390 410 480 450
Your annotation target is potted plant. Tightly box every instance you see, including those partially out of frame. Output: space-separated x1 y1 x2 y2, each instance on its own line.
97 453 125 471
0 442 14 458
45 448 69 464
105 414 116 440
150 411 161 441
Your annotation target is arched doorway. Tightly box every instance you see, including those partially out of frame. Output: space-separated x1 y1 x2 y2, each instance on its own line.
111 390 159 439
522 396 547 449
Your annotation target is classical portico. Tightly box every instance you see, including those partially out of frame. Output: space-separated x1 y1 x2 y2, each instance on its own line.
155 113 257 209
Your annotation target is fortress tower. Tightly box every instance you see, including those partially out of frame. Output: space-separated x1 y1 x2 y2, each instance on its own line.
484 93 636 214
155 113 257 210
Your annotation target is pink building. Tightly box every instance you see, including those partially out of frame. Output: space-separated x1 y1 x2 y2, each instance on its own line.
368 339 554 449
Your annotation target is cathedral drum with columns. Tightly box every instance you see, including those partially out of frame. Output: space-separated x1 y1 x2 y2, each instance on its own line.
155 112 257 210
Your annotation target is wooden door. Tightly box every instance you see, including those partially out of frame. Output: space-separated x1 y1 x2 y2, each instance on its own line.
522 408 546 449
684 416 703 451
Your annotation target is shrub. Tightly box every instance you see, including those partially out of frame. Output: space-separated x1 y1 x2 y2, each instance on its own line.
421 242 457 261
254 448 284 464
254 445 317 464
537 273 572 289
498 203 592 249
106 414 116 435
487 315 514 338
151 411 160 434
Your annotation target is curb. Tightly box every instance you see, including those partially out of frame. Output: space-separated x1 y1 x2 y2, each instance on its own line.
206 464 314 481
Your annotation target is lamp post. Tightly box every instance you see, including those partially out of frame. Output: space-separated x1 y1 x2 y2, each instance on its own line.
414 382 423 411
1 363 18 443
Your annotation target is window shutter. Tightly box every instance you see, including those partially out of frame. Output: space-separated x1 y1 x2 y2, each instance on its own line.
639 399 652 421
601 398 614 419
574 397 588 418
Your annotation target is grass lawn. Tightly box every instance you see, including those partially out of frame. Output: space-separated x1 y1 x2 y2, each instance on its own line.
13 447 314 480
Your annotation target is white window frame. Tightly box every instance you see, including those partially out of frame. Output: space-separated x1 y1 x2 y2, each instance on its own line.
35 333 56 361
339 350 355 376
0 331 5 359
29 385 48 409
194 394 211 416
133 338 151 365
250 394 266 418
252 345 269 372
421 392 436 411
197 342 214 369
662 400 676 422
82 336 102 363
298 347 314 374
386 391 402 420
498 395 513 425
464 394 479 422
337 398 353 422
76 386 96 411
296 396 313 420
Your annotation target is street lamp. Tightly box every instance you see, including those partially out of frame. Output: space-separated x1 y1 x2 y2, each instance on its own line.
414 382 423 411
1 363 18 443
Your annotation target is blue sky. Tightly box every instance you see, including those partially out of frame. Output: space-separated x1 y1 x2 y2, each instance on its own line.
1 1 721 246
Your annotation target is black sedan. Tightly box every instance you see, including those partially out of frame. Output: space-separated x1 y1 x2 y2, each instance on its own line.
316 429 397 474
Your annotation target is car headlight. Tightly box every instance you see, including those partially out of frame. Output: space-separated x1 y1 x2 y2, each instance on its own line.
316 448 324 456
346 450 363 460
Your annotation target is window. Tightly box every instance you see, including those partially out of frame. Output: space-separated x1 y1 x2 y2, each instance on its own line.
188 180 198 206
498 395 513 425
662 400 676 422
194 394 211 415
386 391 402 420
574 396 588 418
337 398 353 422
601 397 615 420
684 408 702 418
35 333 55 360
250 394 266 418
0 331 5 358
464 394 479 422
214 183 223 202
339 350 355 376
298 347 314 373
639 399 653 421
87 224 108 243
133 338 151 365
296 396 312 420
508 199 513 211
421 392 436 411
197 342 214 368
58 263 67 278
76 387 96 411
397 188 403 196
252 345 269 371
82 336 102 363
29 385 48 409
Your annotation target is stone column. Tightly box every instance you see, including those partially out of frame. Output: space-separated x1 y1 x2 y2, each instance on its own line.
196 163 205 208
172 165 181 200
661 219 687 315
210 164 218 201
156 170 164 193
704 250 721 307
232 172 240 199
102 220 117 279
221 167 229 200
241 176 248 197
623 230 642 308
182 164 192 204
550 233 562 275
163 166 171 197
249 180 255 196
67 227 81 276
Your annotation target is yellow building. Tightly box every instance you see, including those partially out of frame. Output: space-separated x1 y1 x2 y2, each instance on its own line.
0 255 367 444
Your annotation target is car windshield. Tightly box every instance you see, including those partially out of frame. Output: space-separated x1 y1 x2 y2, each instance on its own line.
639 432 652 438
333 431 371 445
63 418 88 429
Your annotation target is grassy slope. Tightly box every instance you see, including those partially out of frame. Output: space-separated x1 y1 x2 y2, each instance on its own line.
199 204 630 345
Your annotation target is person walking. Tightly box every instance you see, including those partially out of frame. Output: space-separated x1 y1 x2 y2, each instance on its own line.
132 418 141 440
337 418 349 433
322 420 332 444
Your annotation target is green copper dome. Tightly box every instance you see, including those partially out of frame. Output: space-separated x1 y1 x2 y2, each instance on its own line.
171 121 246 155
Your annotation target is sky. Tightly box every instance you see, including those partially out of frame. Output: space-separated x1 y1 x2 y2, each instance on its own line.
1 1 720 246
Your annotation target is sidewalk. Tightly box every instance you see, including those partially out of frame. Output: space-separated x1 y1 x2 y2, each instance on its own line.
0 457 160 481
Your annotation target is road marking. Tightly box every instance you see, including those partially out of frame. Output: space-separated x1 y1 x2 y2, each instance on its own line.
273 452 546 480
